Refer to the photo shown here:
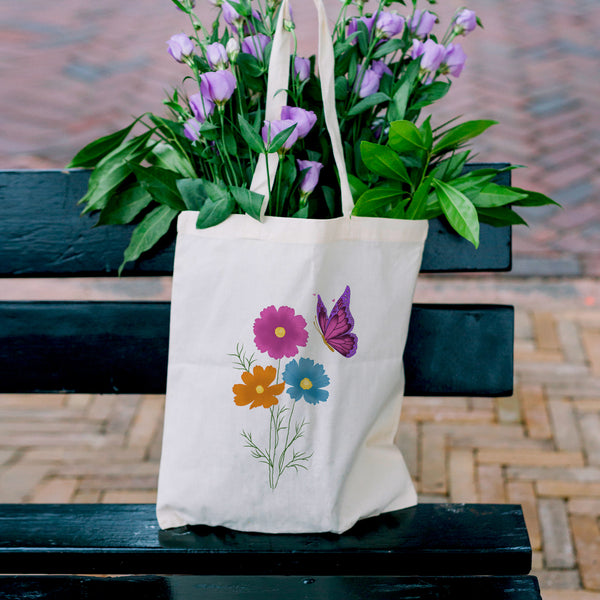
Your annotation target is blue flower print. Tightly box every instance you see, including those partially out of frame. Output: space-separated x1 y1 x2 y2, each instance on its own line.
282 358 330 404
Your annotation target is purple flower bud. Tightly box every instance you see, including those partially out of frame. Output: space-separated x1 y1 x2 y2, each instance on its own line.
443 42 467 77
407 9 436 38
199 70 237 105
226 38 240 62
347 15 376 44
222 2 243 29
189 92 216 122
354 66 381 98
261 119 299 151
280 106 317 139
294 56 311 82
453 9 477 35
371 59 393 78
206 42 229 69
297 160 323 196
241 34 271 60
183 117 202 142
167 33 195 63
375 12 404 39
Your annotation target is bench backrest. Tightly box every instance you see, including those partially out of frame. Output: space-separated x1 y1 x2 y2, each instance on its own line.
0 168 513 397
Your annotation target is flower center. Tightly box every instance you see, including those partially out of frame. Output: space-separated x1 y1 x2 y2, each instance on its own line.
255 385 265 394
300 377 313 390
274 326 286 338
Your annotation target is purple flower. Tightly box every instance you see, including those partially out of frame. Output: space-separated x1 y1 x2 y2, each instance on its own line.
294 56 311 82
222 1 244 30
261 119 299 151
199 70 237 105
167 33 194 63
354 66 381 98
241 34 271 61
280 106 317 139
411 38 446 80
407 9 437 38
375 12 404 39
347 15 376 44
189 92 216 122
253 305 308 359
297 160 323 196
443 43 467 77
453 9 477 35
206 42 228 69
183 117 202 142
371 59 393 78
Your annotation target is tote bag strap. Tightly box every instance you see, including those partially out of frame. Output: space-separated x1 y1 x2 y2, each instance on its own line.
250 0 354 220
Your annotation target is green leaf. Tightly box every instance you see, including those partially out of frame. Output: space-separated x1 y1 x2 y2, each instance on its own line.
409 81 451 111
150 142 196 178
470 183 528 208
322 185 336 218
348 174 368 201
477 206 529 227
360 141 412 184
97 185 153 226
433 120 497 154
356 20 370 56
388 60 420 122
267 123 297 153
128 163 186 211
388 120 427 153
335 76 349 101
230 186 264 220
79 130 154 214
68 120 138 169
433 179 480 248
196 184 235 229
352 183 406 216
236 52 265 78
119 204 178 275
372 39 404 60
176 178 208 211
346 92 391 117
509 187 561 208
429 151 471 181
238 114 265 154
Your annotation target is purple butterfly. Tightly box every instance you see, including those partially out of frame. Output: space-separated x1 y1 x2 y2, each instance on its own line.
315 285 358 358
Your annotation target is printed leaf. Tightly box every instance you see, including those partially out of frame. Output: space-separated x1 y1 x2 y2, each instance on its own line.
433 120 497 154
68 120 137 168
346 92 391 117
230 186 264 220
97 185 153 226
119 204 178 275
388 120 427 153
433 178 480 248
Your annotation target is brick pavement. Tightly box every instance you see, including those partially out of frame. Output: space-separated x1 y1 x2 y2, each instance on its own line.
1 0 599 276
1 275 600 597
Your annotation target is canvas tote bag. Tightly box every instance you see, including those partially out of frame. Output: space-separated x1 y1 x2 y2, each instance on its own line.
156 0 428 534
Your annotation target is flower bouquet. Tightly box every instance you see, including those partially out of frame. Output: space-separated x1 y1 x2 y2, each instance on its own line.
70 0 555 273
70 0 556 534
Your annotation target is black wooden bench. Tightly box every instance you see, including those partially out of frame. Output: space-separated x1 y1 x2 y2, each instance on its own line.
0 168 541 599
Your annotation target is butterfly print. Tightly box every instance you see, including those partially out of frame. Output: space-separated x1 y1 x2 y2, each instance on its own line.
315 285 358 358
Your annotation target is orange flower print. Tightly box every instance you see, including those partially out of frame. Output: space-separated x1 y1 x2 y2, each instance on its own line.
233 365 285 409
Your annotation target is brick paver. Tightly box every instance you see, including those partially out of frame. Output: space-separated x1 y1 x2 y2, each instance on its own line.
1 275 600 596
1 0 599 275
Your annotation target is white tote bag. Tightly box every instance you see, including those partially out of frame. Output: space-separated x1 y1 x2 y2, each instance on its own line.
156 0 428 534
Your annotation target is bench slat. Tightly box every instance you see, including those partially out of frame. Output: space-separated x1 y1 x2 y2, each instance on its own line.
0 504 532 576
0 167 511 276
0 575 542 599
0 301 513 396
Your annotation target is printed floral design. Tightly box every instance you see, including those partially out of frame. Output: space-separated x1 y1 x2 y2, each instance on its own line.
233 365 285 409
232 290 353 490
253 305 308 359
282 358 330 404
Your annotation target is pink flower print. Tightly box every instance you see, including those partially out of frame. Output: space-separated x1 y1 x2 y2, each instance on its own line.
253 305 308 359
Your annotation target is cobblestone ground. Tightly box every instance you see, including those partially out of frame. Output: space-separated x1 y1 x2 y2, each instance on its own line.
1 0 599 275
0 275 599 598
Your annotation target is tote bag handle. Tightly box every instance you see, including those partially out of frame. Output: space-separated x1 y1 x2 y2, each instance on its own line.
249 0 354 220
